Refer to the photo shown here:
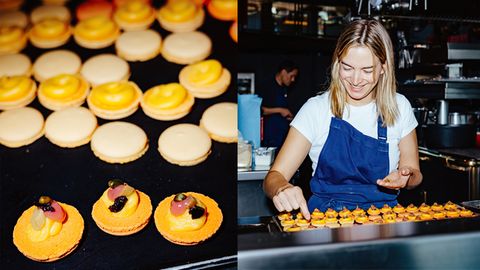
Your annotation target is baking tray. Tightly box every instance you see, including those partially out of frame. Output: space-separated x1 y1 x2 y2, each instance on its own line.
0 1 237 269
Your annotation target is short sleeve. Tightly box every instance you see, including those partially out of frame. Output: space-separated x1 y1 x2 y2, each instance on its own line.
290 98 320 143
397 94 418 138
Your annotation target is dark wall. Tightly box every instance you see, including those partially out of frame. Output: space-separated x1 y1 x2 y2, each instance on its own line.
238 52 332 115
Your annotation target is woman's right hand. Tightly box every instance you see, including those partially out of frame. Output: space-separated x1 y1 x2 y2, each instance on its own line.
273 186 310 220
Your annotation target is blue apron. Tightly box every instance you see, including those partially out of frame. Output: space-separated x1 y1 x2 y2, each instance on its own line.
308 116 398 212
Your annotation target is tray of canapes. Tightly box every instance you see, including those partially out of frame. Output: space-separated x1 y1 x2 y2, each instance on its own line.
276 202 477 232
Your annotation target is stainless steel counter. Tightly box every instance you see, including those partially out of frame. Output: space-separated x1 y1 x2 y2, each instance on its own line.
238 215 480 269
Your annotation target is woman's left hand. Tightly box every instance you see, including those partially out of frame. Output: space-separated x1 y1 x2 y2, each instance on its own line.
376 166 413 190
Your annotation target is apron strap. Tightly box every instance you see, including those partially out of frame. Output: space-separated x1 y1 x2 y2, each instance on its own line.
377 117 387 142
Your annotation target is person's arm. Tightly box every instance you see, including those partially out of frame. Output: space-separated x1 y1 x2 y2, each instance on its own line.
262 106 293 120
263 127 312 219
377 129 423 189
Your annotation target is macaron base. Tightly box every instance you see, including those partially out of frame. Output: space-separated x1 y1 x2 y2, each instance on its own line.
179 67 231 99
154 192 223 245
12 203 84 262
92 190 152 236
0 82 36 110
28 25 72 49
140 92 194 121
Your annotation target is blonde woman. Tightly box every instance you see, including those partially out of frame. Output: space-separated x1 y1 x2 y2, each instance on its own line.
263 19 423 220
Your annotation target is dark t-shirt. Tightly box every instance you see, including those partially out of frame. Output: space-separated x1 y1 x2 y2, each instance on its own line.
258 76 290 148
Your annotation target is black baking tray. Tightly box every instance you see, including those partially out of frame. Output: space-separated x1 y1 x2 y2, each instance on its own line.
0 1 237 269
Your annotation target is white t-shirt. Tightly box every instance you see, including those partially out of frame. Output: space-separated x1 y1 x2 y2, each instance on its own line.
291 92 418 174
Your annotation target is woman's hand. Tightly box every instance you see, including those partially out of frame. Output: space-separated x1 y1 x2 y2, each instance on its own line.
376 166 413 190
273 186 310 220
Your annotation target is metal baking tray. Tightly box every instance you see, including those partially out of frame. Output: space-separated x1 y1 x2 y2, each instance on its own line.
0 1 237 269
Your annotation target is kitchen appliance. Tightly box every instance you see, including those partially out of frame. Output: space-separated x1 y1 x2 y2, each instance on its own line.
424 124 476 148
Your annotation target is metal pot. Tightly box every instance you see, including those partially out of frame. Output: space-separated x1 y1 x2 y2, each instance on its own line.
424 124 476 148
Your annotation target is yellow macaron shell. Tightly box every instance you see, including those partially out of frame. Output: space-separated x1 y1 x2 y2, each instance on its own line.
143 83 187 110
159 0 196 22
31 18 69 39
166 200 206 232
100 189 139 218
75 16 117 40
187 59 222 86
0 75 33 102
116 0 152 23
89 81 138 110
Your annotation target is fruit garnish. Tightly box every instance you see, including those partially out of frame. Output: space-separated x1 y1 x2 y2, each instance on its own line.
38 196 51 205
189 205 205 219
108 179 124 189
43 201 66 222
109 195 128 212
30 207 46 231
170 193 197 216
107 181 135 201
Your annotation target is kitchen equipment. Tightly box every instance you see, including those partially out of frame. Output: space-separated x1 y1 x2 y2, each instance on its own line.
449 112 468 125
424 124 476 148
254 147 276 167
238 141 253 169
436 100 449 125
446 63 463 78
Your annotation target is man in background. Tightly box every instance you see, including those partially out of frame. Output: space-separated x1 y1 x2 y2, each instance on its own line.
258 59 299 148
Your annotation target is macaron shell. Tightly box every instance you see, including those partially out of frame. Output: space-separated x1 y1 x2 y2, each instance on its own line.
0 53 31 77
33 50 82 82
0 10 28 27
161 31 211 65
157 6 204 33
81 54 130 86
0 107 44 148
30 5 71 23
45 107 97 147
157 123 211 166
91 190 152 236
200 102 237 143
179 65 231 99
12 203 84 262
91 121 148 163
115 30 162 62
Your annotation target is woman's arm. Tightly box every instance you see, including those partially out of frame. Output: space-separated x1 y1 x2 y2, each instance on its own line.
263 127 312 218
377 129 423 189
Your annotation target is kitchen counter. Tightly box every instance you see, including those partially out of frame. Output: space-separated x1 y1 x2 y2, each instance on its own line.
238 215 480 269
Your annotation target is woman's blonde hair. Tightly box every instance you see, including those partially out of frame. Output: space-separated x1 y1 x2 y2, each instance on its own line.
329 19 398 126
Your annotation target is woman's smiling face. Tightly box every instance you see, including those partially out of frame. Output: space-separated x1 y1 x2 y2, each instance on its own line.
339 45 384 106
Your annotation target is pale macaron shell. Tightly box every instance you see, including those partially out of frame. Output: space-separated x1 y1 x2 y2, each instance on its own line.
0 10 28 28
81 54 130 87
33 50 82 82
0 107 44 148
30 5 71 23
115 30 162 62
161 31 211 65
158 123 211 166
0 53 31 77
91 121 148 163
157 6 204 33
45 107 97 147
200 102 237 143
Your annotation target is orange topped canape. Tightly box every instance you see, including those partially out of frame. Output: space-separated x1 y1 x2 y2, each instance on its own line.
338 207 351 218
352 206 365 217
460 208 474 217
355 213 369 224
419 203 431 213
277 212 291 221
431 202 444 212
406 213 416 221
280 218 295 228
368 214 382 221
433 211 446 220
393 203 405 214
382 211 396 220
311 208 324 219
296 218 310 228
420 212 433 221
367 205 380 216
311 218 326 227
444 201 458 211
325 208 338 218
285 226 301 232
406 204 418 213
380 204 392 214
339 215 354 226
383 214 396 223
446 210 460 218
